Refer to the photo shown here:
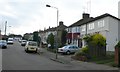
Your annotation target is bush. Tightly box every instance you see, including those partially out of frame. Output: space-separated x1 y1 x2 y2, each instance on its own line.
75 46 89 56
74 50 85 57
81 46 89 54
92 34 106 47
83 34 106 57
74 46 90 60
115 41 120 48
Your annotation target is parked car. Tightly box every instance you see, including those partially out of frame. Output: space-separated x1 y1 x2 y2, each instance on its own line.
25 41 38 53
58 45 80 55
7 38 14 44
21 40 27 46
0 40 7 49
19 39 22 43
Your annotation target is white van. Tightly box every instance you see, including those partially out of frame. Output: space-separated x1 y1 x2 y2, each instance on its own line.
7 38 14 44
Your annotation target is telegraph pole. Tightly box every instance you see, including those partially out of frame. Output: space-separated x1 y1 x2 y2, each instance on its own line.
4 21 7 35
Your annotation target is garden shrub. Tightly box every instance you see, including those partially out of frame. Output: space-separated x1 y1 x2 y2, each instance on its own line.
92 34 106 47
73 46 89 61
81 46 89 54
74 46 89 57
83 33 106 57
115 41 120 48
74 50 85 57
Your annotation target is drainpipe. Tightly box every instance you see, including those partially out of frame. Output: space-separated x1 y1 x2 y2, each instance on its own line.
86 24 87 35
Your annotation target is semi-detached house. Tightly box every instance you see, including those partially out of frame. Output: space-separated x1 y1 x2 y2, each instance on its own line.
66 13 94 48
67 13 120 51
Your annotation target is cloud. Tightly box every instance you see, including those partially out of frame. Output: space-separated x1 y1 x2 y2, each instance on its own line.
0 2 18 19
0 0 119 35
0 11 18 19
0 0 40 3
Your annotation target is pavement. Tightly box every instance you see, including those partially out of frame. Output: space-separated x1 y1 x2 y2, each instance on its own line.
38 47 119 70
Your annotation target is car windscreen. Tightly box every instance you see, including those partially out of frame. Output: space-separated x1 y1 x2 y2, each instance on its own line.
62 46 68 48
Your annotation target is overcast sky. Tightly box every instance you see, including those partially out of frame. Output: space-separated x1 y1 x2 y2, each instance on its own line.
0 0 119 35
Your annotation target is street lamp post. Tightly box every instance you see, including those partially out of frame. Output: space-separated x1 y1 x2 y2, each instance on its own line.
46 4 59 59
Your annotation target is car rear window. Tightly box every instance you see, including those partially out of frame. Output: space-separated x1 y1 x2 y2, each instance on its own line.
23 41 26 42
28 42 37 46
8 39 13 41
0 40 6 43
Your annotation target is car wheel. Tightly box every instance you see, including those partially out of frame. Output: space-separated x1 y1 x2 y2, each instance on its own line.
35 49 38 53
25 49 27 52
25 48 29 53
66 51 70 55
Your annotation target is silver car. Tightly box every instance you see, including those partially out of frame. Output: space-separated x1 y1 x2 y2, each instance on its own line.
58 45 80 55
21 40 27 46
0 40 7 49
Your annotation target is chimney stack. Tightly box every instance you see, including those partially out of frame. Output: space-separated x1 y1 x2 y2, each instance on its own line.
83 13 90 19
59 21 64 26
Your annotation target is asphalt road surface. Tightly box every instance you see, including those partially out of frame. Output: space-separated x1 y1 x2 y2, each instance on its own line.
2 40 119 71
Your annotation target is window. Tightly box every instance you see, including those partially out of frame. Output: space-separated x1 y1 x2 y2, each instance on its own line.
68 28 72 33
76 27 77 32
72 27 76 33
89 23 94 30
81 25 86 32
98 20 104 28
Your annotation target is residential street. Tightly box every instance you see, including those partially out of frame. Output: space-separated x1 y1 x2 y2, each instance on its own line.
2 41 119 70
0 49 2 71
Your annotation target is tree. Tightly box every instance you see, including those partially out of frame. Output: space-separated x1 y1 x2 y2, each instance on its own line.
8 34 15 38
38 36 41 46
61 30 67 46
47 33 54 48
33 31 38 41
33 31 41 46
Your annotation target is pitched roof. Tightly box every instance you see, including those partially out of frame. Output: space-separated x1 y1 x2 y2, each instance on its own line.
78 13 120 26
57 23 67 31
69 13 120 27
69 17 94 27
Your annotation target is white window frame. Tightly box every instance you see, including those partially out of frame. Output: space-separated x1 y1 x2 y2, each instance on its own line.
98 20 105 28
88 23 94 30
81 25 86 32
